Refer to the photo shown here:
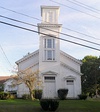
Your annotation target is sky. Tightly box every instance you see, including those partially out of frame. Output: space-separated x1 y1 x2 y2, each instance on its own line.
0 0 100 76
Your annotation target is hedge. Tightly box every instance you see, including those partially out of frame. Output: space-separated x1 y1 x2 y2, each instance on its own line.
40 99 59 111
58 89 68 100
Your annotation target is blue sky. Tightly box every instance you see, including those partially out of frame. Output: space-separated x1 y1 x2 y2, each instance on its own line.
0 0 100 76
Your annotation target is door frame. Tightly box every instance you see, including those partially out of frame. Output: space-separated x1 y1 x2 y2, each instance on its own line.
42 71 57 98
64 75 76 98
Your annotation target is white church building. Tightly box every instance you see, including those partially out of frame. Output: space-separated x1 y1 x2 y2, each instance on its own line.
15 6 82 99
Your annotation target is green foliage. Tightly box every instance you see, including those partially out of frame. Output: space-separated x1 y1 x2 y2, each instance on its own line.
40 99 59 111
49 99 59 111
0 92 10 100
0 84 4 92
22 90 42 100
78 94 87 100
9 94 16 99
33 89 42 100
40 99 49 111
88 89 95 98
81 55 100 95
58 89 68 100
22 94 30 100
0 92 16 100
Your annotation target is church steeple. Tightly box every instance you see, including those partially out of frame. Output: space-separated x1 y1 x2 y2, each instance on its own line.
38 6 62 63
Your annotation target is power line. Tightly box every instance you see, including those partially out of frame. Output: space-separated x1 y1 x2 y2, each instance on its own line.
66 0 100 14
0 20 100 51
62 27 100 41
72 0 100 12
0 6 100 41
0 44 12 67
0 14 100 46
50 0 100 19
0 6 40 21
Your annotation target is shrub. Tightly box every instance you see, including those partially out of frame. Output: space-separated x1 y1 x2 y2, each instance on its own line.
0 84 4 92
9 94 16 99
22 94 30 100
78 94 87 100
49 99 59 111
58 89 68 100
40 99 49 111
97 89 100 95
33 90 42 100
40 99 59 111
0 92 10 100
89 92 95 98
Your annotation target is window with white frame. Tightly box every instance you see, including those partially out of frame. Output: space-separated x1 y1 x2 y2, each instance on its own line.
44 76 55 82
45 50 55 60
44 38 55 48
66 80 74 85
44 38 55 61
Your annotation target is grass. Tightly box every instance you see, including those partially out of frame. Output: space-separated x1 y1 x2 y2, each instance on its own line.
59 99 100 112
0 99 100 112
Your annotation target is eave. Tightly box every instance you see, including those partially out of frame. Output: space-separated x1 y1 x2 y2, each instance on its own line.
61 62 83 76
60 50 82 65
15 50 39 65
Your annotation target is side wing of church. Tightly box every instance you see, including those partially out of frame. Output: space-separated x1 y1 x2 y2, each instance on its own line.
15 6 82 99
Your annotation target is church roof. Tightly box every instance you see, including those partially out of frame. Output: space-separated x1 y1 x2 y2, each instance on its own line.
15 50 39 64
15 49 82 66
0 76 10 84
61 62 83 76
60 50 82 65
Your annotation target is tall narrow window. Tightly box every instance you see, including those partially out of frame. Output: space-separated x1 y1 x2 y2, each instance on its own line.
47 50 52 60
44 50 46 60
44 38 56 61
44 38 55 48
44 39 46 48
47 39 52 48
53 39 55 48
53 50 55 60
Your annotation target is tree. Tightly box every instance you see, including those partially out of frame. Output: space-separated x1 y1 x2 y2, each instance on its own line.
17 69 42 100
81 55 100 97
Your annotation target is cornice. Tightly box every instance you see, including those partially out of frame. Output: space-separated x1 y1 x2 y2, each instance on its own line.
42 71 58 75
38 23 62 28
15 50 39 65
61 62 83 76
60 50 82 65
41 6 60 16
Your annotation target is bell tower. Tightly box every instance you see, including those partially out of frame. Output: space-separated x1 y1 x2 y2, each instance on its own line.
41 6 59 24
38 6 62 72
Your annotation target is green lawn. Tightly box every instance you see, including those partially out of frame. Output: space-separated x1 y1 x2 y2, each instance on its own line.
0 99 100 112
